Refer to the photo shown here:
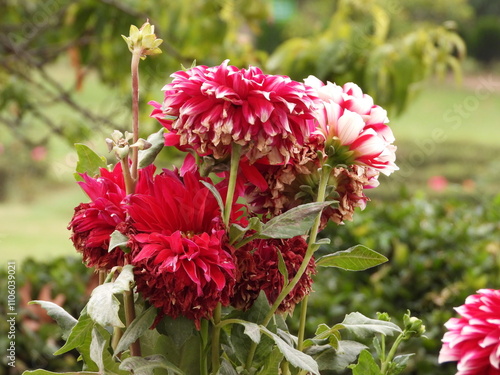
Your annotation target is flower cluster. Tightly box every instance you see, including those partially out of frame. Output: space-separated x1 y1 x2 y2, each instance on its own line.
439 289 500 375
69 61 397 327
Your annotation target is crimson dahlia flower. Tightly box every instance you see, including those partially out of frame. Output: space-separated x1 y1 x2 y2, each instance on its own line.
68 164 154 269
304 76 398 175
439 289 500 375
150 60 320 164
127 169 237 327
232 236 316 312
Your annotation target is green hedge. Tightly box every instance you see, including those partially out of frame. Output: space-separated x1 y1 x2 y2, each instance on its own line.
308 192 500 374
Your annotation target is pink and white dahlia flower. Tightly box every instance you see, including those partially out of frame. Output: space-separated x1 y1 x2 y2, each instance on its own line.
304 76 398 175
439 289 500 375
150 60 320 164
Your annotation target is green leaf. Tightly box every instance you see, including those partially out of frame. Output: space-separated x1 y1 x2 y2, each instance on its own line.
316 245 388 271
54 312 94 355
108 230 129 252
311 340 367 372
390 354 414 375
138 128 165 168
87 283 124 328
22 371 98 375
156 315 197 349
229 217 263 246
90 325 127 375
276 250 289 286
54 312 98 371
256 347 283 375
114 305 157 356
87 265 135 328
120 355 184 375
260 201 334 239
337 312 401 339
219 358 239 375
29 301 77 340
260 326 319 375
348 349 382 375
74 143 107 178
200 180 225 215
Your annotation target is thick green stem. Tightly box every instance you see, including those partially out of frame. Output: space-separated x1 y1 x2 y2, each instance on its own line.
223 143 242 227
124 289 141 356
245 166 331 370
120 157 135 195
130 51 141 183
297 295 309 351
210 303 222 374
200 320 209 375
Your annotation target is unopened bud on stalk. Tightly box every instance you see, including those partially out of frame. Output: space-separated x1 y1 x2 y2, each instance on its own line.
130 138 152 151
122 21 163 59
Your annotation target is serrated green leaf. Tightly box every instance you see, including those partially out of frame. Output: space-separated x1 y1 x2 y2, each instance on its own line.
316 245 388 271
156 315 197 348
112 264 135 293
54 311 98 371
114 306 157 356
312 340 367 372
90 325 127 375
138 128 165 168
259 201 334 239
260 326 319 375
348 349 382 375
87 283 124 328
219 357 239 375
74 143 107 178
108 230 129 252
22 371 97 375
54 312 94 355
120 355 184 375
29 301 77 340
340 312 401 339
256 347 283 375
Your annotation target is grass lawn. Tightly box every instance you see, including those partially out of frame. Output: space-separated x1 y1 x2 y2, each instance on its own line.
1 74 499 264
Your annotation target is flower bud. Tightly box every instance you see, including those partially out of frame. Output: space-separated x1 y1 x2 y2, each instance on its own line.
403 311 426 338
122 21 163 59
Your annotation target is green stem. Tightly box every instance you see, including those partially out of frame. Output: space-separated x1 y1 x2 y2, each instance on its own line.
124 289 141 356
380 333 405 374
130 51 141 184
245 165 331 370
210 303 222 375
200 320 209 375
120 157 135 195
223 143 242 227
297 295 309 351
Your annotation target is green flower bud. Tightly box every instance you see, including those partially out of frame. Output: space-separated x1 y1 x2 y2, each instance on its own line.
122 21 163 59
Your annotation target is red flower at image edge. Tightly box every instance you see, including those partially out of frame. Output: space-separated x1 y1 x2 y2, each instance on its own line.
231 236 316 312
126 169 237 327
439 289 500 375
150 60 320 164
68 164 154 269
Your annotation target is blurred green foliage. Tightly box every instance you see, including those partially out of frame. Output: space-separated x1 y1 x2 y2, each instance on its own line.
0 257 94 372
307 192 500 374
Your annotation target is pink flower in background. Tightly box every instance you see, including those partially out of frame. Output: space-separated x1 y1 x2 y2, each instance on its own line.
150 60 320 164
428 175 449 192
304 76 398 175
31 146 48 162
439 289 500 375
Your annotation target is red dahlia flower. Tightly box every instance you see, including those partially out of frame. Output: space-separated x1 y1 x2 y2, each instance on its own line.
304 76 398 175
126 169 238 327
68 164 154 269
439 289 500 375
150 60 320 164
232 236 316 312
